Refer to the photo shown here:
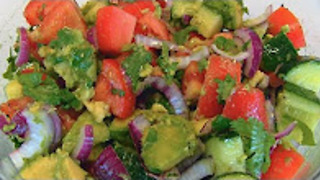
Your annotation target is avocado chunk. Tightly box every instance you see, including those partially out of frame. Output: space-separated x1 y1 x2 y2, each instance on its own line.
190 6 223 38
20 150 87 180
276 90 320 145
171 0 202 19
141 114 197 173
203 0 243 30
205 136 246 176
62 111 109 153
81 0 106 26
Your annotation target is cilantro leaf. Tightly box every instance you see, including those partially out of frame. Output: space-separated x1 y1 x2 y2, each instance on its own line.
214 36 240 54
17 72 81 110
43 28 97 102
231 118 275 177
157 43 178 83
215 74 236 104
173 26 197 45
122 45 152 91
212 115 232 134
3 49 18 80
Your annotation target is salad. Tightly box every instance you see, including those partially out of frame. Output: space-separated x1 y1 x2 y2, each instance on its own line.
0 0 317 179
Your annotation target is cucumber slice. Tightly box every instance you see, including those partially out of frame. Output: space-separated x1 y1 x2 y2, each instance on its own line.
276 90 320 145
205 136 246 176
214 172 257 180
285 60 320 104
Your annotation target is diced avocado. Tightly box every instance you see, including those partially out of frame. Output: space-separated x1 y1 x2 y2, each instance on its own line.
81 0 106 26
190 6 223 38
276 90 320 145
141 114 197 173
261 32 298 73
62 111 109 153
284 60 320 104
203 0 243 30
205 136 246 176
20 150 87 180
20 155 58 179
88 144 105 162
214 172 257 180
171 0 202 19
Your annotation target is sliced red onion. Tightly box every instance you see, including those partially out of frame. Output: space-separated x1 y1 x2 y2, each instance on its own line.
265 100 276 132
170 46 210 69
141 76 188 116
87 26 98 48
234 28 263 77
211 44 250 61
72 124 94 162
16 27 30 67
165 0 173 8
244 5 273 27
48 110 62 150
182 15 192 25
275 121 297 140
129 115 150 152
9 108 54 169
92 146 129 180
9 112 28 138
179 158 213 180
134 34 190 53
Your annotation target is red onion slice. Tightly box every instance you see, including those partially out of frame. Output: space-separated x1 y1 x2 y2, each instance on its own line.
179 158 213 180
72 124 94 162
134 34 190 53
16 27 30 67
128 115 150 152
182 15 192 25
141 76 188 116
275 121 297 140
87 26 98 48
9 108 54 169
48 111 62 150
234 28 263 77
244 5 273 27
9 112 28 138
211 44 250 61
92 146 129 180
170 46 210 69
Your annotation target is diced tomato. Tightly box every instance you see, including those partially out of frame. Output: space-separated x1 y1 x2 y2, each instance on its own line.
57 107 82 132
262 145 305 180
267 72 284 88
28 36 43 61
29 0 87 44
96 6 137 56
122 1 156 19
0 97 33 119
94 59 135 119
222 85 269 129
268 6 306 49
23 0 58 26
156 0 167 8
137 12 170 40
196 55 242 119
182 61 205 100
